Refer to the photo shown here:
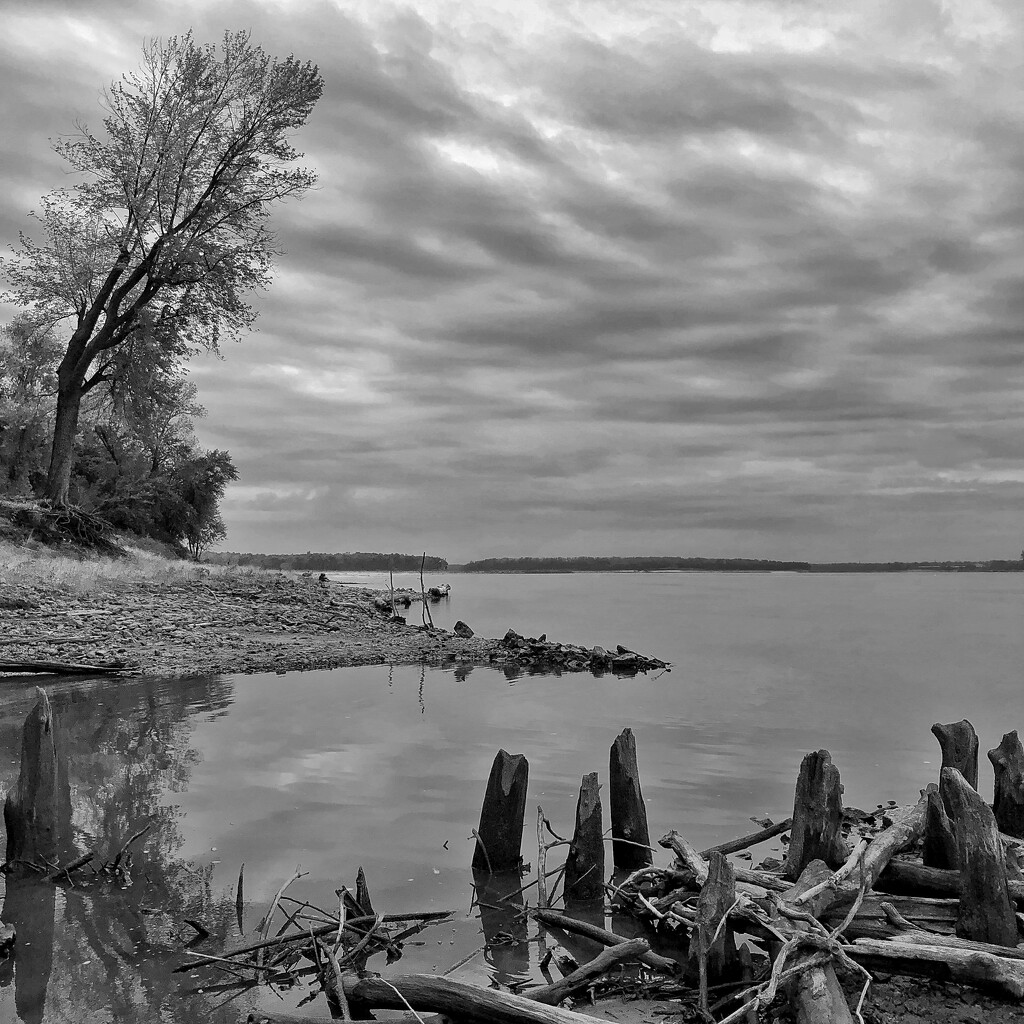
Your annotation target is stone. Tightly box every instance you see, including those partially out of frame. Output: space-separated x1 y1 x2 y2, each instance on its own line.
453 620 474 638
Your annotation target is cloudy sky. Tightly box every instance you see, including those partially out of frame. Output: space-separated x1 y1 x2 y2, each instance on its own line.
2 0 1022 562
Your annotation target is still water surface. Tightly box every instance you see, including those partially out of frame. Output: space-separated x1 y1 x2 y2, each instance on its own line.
0 571 1021 1021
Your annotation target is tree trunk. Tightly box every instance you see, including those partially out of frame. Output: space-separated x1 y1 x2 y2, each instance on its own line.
932 720 979 795
785 750 848 880
989 732 1024 839
609 728 652 870
564 772 604 902
45 381 84 505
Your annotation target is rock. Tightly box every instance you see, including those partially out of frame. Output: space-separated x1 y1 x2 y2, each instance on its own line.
453 620 474 638
0 923 15 957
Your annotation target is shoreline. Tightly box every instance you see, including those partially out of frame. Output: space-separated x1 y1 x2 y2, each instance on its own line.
0 561 667 680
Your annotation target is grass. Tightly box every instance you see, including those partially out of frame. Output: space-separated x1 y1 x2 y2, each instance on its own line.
0 539 255 596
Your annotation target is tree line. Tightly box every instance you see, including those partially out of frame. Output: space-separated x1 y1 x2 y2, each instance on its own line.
456 556 1024 573
1 32 322 557
207 551 449 572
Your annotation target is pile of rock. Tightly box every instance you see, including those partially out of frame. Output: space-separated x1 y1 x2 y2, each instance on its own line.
491 629 668 676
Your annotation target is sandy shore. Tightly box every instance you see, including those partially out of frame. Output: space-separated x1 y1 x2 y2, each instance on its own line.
0 562 665 679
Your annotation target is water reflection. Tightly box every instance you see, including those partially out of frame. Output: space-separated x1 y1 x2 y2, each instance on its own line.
472 870 530 986
0 674 242 1024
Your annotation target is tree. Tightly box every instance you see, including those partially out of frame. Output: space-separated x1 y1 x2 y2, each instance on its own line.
3 31 322 504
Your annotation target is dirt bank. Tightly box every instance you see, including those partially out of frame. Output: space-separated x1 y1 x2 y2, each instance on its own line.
0 559 666 679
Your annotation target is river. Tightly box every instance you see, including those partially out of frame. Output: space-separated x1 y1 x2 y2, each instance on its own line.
0 570 1021 1021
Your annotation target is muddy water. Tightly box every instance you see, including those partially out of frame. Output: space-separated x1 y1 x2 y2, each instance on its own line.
1 570 1022 1022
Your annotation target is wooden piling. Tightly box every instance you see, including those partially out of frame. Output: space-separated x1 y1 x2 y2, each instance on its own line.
940 767 1017 946
785 749 848 880
988 731 1024 839
564 773 604 902
472 750 529 873
609 728 652 870
932 719 979 793
3 688 71 867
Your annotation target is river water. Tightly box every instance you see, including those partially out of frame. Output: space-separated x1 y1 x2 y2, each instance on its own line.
0 570 1021 1022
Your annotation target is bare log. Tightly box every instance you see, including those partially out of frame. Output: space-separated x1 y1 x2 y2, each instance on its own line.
941 767 1017 945
990 732 1024 839
472 750 529 873
533 908 680 974
785 750 848 880
847 938 1024 999
0 660 125 675
526 938 650 1005
609 728 652 870
876 861 1024 907
564 773 604 902
701 817 793 859
924 787 958 869
659 830 709 886
345 972 610 1023
932 719 979 793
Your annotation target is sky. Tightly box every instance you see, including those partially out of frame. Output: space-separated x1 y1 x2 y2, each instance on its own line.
1 0 1022 563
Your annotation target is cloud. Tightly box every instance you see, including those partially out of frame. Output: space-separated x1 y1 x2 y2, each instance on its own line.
2 0 1023 560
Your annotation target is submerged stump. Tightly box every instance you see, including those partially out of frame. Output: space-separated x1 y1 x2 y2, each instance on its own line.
785 750 848 880
609 728 652 870
564 772 605 903
989 731 1024 839
472 750 529 873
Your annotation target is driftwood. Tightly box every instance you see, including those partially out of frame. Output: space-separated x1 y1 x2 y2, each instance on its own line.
0 660 124 675
924 787 958 869
785 750 848 880
941 767 1018 945
990 732 1024 839
533 908 680 974
702 817 792 859
564 773 604 902
344 973 607 1023
933 719 979 793
659 830 709 886
609 728 652 870
527 938 650 1005
473 750 529 872
847 938 1024 999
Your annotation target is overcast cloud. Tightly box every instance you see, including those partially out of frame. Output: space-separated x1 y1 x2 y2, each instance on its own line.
2 0 1022 561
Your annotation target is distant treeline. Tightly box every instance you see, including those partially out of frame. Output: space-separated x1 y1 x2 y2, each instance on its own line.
207 551 449 572
454 556 1024 573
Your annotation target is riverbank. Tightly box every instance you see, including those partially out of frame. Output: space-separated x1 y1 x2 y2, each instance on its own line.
0 546 667 678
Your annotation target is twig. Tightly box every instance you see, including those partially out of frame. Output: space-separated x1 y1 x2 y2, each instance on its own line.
256 867 307 969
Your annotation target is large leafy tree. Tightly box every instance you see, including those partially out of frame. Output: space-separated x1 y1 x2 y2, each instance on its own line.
3 31 322 504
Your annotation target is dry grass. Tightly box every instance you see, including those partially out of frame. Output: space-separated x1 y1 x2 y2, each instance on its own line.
0 539 255 596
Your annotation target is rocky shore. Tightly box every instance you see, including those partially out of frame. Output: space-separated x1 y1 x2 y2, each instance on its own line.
0 562 668 679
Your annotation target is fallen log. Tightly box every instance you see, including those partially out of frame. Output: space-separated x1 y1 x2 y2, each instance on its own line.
701 817 792 859
344 972 609 1023
659 830 709 886
848 938 1024 999
526 937 650 1005
785 750 848 880
0 660 125 676
533 908 680 974
942 767 1017 945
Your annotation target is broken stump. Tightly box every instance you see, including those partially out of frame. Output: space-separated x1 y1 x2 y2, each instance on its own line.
472 749 529 873
785 749 848 880
609 728 652 870
923 786 958 869
932 720 979 796
989 731 1024 839
564 772 605 902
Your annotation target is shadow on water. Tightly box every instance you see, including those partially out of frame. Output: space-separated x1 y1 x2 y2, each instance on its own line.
0 674 242 1024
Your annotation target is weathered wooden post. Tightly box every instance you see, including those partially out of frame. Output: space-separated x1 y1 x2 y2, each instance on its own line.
988 731 1024 839
784 750 848 880
609 728 652 870
472 749 529 873
923 786 958 869
940 767 1017 946
932 719 979 792
4 688 71 868
690 851 737 1006
564 773 604 902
